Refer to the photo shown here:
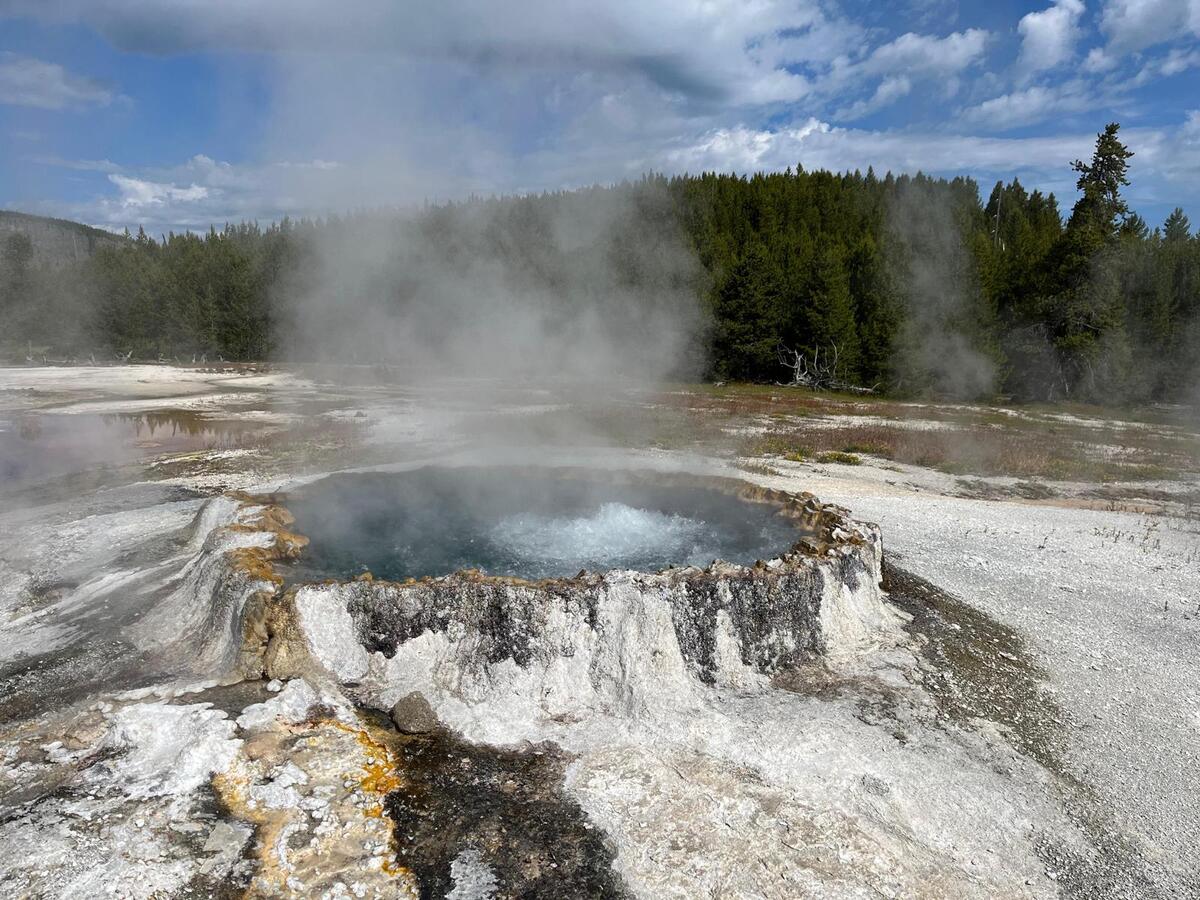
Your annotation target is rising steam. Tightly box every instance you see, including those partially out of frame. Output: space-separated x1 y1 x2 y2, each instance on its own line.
886 180 997 399
274 182 708 387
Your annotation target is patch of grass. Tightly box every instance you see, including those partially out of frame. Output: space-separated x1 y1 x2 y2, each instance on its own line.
750 434 805 459
841 441 890 456
738 461 782 478
745 416 1197 482
815 451 862 465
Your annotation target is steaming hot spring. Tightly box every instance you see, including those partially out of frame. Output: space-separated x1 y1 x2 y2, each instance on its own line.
285 467 812 583
2 459 919 899
230 464 892 705
41 461 898 898
227 466 887 892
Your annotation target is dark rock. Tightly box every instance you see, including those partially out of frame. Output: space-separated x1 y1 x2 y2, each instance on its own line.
391 691 440 734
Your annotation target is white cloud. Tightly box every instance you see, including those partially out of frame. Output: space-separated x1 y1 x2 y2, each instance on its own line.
1135 109 1200 186
4 2 992 119
0 53 113 109
14 0 1198 227
1159 46 1200 74
836 76 913 120
858 28 990 77
0 0 852 109
1099 0 1200 54
108 174 209 209
663 119 1090 181
1017 0 1086 78
55 155 373 232
1132 45 1200 83
821 28 989 120
59 119 1072 233
666 119 832 171
40 111 1200 234
961 82 1099 130
662 116 1200 215
1082 46 1119 71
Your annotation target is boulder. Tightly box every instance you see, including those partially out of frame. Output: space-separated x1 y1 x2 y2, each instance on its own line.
390 691 440 734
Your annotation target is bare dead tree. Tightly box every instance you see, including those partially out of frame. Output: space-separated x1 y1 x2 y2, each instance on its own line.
778 342 834 388
777 341 878 394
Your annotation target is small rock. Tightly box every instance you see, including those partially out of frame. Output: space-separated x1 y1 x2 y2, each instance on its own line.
390 691 440 734
266 679 283 693
861 774 890 796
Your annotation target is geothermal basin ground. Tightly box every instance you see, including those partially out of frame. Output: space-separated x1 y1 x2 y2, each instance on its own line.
1 364 1198 899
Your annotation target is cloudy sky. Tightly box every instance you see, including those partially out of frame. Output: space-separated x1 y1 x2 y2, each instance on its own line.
0 0 1197 234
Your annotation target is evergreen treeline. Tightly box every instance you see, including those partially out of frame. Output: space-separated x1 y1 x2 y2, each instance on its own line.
2 123 1198 403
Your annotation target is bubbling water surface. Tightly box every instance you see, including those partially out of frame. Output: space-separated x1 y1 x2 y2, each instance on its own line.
287 467 803 582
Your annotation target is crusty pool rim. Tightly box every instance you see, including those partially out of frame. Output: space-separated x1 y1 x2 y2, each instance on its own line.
230 467 890 686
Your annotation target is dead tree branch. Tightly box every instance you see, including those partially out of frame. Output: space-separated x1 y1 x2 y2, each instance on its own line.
776 342 877 394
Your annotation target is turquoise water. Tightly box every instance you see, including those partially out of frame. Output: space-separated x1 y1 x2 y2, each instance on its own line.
287 467 802 582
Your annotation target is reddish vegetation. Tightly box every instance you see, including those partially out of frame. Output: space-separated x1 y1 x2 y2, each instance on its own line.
653 385 1199 482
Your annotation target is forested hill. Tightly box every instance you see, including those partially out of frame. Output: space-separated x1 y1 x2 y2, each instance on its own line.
0 210 125 266
2 124 1197 405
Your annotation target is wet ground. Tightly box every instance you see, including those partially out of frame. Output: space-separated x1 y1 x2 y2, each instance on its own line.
185 684 630 898
0 409 274 500
381 719 630 900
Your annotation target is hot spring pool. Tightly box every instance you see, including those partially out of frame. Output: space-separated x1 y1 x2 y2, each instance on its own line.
285 467 807 582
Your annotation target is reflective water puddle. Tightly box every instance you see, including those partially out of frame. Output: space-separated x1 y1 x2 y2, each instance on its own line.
0 411 264 488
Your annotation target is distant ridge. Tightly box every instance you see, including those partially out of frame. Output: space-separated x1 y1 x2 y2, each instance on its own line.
0 209 126 266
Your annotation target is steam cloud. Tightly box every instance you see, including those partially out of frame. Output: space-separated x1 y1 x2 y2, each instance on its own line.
886 180 997 398
274 185 708 387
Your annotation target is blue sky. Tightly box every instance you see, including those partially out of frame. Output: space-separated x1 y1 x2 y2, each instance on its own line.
0 0 1197 234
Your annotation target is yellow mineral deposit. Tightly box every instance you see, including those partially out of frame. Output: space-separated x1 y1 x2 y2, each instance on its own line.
214 714 417 899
